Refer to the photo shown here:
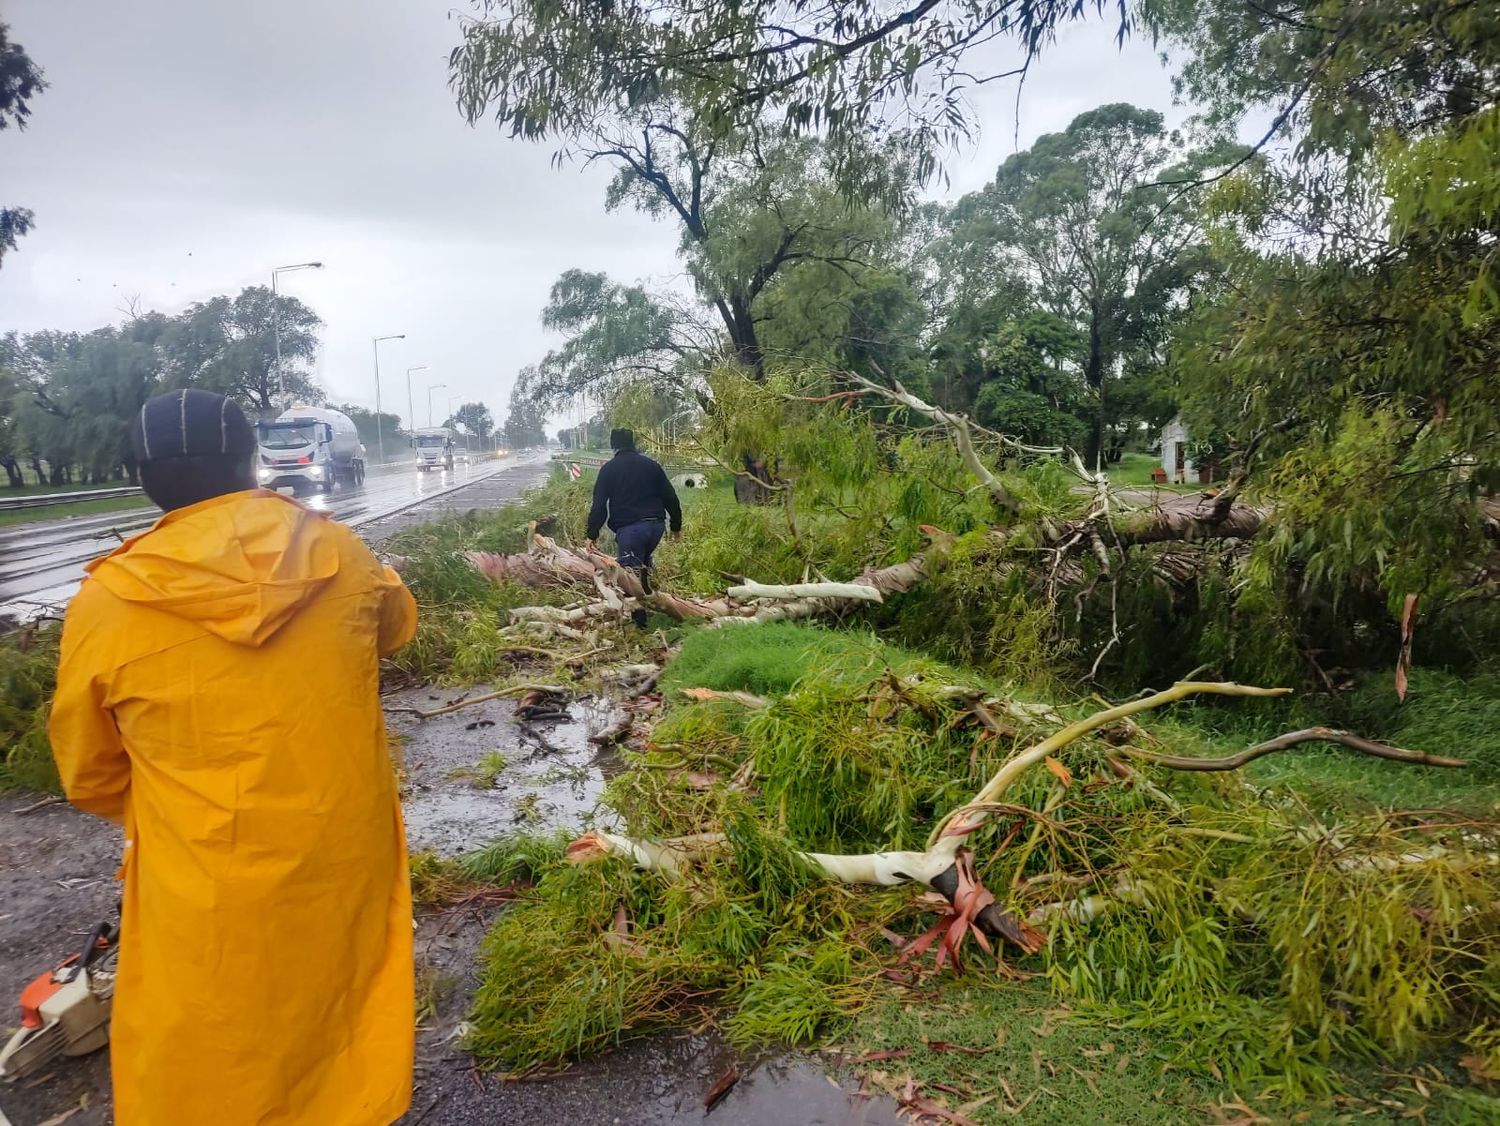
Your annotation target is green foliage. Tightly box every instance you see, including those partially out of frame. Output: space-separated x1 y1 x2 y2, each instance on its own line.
942 104 1241 458
161 285 323 413
1144 0 1500 165
0 623 61 793
1055 808 1500 1101
659 619 970 702
501 377 549 448
1238 668 1500 815
448 750 510 789
528 271 692 410
472 621 1500 1104
1160 1 1500 642
747 664 988 852
328 403 409 462
448 401 494 444
0 283 326 487
725 940 858 1047
460 832 570 885
1 20 47 268
449 0 1123 201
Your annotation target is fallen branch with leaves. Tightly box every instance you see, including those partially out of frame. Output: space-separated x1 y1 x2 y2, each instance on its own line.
568 681 1297 961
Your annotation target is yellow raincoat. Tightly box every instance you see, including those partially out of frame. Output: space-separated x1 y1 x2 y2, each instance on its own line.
48 489 417 1126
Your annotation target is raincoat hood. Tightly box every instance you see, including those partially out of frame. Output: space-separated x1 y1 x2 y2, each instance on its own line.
86 489 341 647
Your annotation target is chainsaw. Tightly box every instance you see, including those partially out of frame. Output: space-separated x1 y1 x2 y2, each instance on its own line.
0 920 118 1082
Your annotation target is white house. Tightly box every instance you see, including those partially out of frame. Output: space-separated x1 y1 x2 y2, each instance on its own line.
1159 416 1195 484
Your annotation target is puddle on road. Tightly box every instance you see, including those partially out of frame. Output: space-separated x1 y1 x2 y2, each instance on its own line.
402 1024 906 1126
387 687 623 855
551 1028 906 1126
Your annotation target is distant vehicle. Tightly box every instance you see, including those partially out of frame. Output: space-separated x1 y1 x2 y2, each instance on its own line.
413 427 456 472
255 407 365 495
454 446 469 464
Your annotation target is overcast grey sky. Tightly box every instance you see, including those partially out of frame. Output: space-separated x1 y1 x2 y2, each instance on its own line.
0 2 1190 430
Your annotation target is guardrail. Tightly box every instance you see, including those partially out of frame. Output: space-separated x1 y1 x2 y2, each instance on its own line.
550 451 710 472
0 485 143 513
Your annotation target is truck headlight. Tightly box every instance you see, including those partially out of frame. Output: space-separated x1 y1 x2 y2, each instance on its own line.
257 468 272 482
310 466 324 478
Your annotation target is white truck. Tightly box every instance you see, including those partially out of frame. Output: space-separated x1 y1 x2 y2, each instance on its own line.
412 427 456 472
255 407 366 495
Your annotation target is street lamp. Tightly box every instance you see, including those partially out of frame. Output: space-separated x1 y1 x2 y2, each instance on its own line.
427 383 448 428
271 261 323 401
371 334 405 466
405 366 428 441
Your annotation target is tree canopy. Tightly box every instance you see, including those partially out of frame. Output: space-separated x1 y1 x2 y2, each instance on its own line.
450 401 495 444
1 287 331 487
162 287 324 413
451 0 1131 198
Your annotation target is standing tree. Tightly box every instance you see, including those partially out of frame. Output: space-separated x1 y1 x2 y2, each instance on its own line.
163 286 324 414
531 270 706 410
502 377 550 448
450 401 495 447
330 403 407 462
1 21 47 268
453 1 908 380
1 313 168 485
953 104 1238 464
0 366 25 486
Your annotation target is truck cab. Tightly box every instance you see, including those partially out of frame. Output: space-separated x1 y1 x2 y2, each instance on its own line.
412 428 456 472
256 408 366 495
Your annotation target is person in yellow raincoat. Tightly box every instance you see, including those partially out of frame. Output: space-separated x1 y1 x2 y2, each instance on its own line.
48 390 417 1125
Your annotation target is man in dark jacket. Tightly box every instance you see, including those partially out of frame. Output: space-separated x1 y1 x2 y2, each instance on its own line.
586 429 682 623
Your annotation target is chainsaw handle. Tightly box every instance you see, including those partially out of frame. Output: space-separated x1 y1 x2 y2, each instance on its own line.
60 921 116 983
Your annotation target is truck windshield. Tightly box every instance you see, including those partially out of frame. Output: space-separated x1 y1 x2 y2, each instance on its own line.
416 436 446 448
258 423 318 450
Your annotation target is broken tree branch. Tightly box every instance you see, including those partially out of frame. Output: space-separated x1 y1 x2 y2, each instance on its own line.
570 681 1291 954
387 684 570 720
1122 726 1467 771
725 579 883 603
845 372 1018 510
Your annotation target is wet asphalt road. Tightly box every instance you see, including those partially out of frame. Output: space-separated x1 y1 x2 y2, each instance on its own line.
0 454 548 620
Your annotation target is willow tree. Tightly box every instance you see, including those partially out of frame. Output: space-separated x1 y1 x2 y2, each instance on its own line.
530 271 707 409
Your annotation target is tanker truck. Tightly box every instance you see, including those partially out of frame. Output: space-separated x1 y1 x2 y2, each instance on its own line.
254 406 366 495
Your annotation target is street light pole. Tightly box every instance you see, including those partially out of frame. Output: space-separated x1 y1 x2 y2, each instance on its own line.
371 334 405 466
405 366 428 444
270 261 323 404
428 383 447 428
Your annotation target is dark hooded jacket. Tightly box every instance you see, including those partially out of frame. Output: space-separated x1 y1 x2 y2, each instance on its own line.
586 449 683 539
